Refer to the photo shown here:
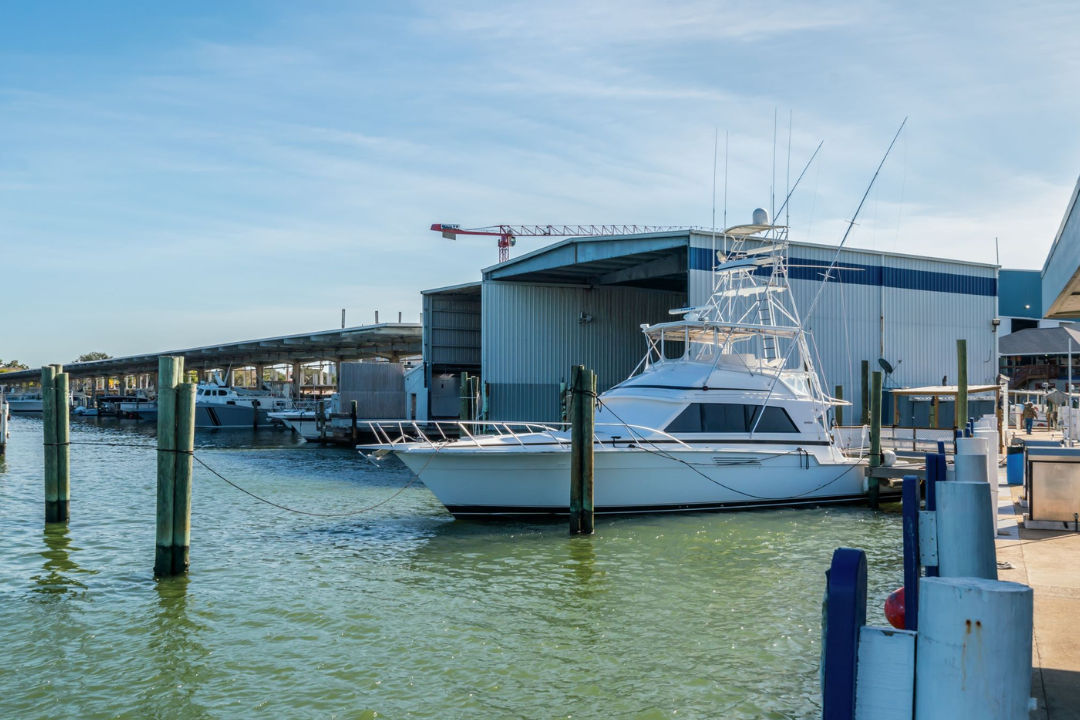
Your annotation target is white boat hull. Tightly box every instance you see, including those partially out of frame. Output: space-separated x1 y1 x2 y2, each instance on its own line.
395 444 866 515
7 398 43 413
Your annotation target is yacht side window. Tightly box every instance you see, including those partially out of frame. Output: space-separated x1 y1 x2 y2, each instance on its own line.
664 403 799 433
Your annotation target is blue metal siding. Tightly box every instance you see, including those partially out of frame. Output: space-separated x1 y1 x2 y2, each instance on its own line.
688 247 996 296
998 270 1042 318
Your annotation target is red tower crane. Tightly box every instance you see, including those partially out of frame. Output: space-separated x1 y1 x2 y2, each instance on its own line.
431 223 697 263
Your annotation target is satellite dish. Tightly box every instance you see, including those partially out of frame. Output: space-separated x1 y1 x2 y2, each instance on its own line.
878 358 895 374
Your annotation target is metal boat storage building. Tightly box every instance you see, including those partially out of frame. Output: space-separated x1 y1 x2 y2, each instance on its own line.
419 229 999 423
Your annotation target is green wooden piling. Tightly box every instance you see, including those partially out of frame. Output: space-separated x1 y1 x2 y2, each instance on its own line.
570 366 596 535
459 372 470 423
171 382 196 574
155 356 183 577
469 376 480 421
868 370 883 510
835 385 844 427
54 372 70 522
41 366 60 522
860 360 870 425
957 339 968 432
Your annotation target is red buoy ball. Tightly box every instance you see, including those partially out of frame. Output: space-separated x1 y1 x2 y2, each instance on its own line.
884 586 905 629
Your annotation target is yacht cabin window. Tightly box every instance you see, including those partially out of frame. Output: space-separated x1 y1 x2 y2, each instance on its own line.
665 403 798 434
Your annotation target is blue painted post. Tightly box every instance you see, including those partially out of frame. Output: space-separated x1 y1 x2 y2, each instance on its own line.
936 440 946 455
925 453 945 578
823 547 867 720
902 476 921 631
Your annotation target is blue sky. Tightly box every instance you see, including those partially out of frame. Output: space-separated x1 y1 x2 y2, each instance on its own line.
3 0 1080 366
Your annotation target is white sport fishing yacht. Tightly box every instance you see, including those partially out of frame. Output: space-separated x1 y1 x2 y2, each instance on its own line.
366 212 864 516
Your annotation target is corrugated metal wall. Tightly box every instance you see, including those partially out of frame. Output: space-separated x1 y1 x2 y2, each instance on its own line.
422 289 481 370
689 233 998 422
482 282 686 420
339 362 407 419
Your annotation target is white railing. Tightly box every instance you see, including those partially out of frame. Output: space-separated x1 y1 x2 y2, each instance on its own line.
359 419 694 451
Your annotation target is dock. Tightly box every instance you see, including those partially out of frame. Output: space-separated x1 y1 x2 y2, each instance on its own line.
998 479 1080 719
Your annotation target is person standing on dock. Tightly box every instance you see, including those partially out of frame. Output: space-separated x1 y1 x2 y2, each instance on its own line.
1023 401 1037 435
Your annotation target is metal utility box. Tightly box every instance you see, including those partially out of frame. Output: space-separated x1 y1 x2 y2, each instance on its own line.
1024 447 1080 531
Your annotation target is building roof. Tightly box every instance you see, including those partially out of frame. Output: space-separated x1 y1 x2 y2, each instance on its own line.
999 324 1080 356
0 323 422 383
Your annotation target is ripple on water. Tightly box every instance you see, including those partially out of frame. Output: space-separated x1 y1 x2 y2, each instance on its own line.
0 415 902 719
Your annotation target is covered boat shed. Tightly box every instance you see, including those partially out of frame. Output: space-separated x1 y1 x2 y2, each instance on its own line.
421 229 1000 423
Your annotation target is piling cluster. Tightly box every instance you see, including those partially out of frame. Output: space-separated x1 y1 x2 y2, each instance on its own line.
154 356 196 577
41 365 71 523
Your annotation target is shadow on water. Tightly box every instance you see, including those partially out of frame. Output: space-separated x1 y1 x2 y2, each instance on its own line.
32 524 91 596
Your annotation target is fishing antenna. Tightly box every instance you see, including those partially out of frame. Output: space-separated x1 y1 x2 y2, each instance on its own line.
773 141 823 225
801 118 907 322
723 131 729 230
712 127 718 231
786 111 792 230
771 108 777 221
749 119 907 436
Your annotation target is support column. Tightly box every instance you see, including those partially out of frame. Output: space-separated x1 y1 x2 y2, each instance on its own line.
292 362 302 400
254 364 265 389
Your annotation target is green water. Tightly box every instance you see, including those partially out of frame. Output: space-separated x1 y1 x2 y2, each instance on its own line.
0 415 903 719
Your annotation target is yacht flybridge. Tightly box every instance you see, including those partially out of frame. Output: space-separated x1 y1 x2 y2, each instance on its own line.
363 212 865 516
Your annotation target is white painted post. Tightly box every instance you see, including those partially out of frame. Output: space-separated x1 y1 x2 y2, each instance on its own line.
914 577 1033 720
956 436 997 534
936 481 997 579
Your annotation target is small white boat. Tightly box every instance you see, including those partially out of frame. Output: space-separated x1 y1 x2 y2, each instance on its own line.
4 392 44 413
364 214 864 516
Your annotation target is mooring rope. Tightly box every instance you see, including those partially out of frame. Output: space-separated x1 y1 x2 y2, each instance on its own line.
63 440 423 517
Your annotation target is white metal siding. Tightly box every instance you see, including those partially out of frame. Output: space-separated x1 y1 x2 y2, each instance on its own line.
482 282 686 421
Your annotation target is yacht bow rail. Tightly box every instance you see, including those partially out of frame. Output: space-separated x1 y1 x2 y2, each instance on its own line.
359 420 695 451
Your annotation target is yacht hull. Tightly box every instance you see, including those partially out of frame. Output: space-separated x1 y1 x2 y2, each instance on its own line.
7 399 43 413
394 444 866 515
136 404 271 428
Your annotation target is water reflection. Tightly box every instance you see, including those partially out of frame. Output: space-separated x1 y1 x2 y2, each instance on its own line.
32 524 87 596
567 536 604 595
141 576 211 718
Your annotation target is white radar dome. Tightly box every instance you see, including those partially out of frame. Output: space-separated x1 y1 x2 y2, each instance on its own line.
752 208 770 225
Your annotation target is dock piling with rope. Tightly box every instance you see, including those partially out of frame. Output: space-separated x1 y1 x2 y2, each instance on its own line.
41 364 71 523
155 355 196 577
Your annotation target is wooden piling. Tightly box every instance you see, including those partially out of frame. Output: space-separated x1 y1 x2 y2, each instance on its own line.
868 370 883 510
155 356 182 577
569 365 596 534
171 383 196 574
41 366 60 522
956 339 968 433
835 385 844 427
0 396 8 456
350 400 358 444
54 372 70 522
860 359 870 425
459 372 470 423
469 376 480 422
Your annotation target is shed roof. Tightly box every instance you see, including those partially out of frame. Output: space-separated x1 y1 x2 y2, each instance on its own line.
0 324 422 383
999 324 1080 356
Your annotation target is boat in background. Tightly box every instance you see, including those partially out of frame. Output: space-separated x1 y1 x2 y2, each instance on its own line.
3 391 44 413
